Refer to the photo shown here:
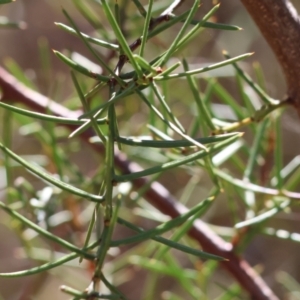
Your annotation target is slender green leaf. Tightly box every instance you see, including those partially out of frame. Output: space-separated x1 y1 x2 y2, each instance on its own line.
0 142 103 202
215 168 300 199
155 53 253 81
0 0 14 4
235 198 290 229
114 133 241 182
55 23 119 51
62 9 124 86
0 201 96 258
118 196 222 260
0 102 107 125
183 59 216 131
156 0 200 67
116 132 240 148
137 89 209 151
139 0 153 57
53 50 109 82
274 115 283 189
244 120 268 180
223 51 279 105
100 0 143 78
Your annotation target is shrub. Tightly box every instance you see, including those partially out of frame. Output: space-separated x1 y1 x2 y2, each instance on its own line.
0 1 299 299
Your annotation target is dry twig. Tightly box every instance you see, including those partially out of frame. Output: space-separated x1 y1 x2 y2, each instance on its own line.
240 0 300 114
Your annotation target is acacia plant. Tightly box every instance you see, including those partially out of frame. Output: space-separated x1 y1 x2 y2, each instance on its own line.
0 0 299 299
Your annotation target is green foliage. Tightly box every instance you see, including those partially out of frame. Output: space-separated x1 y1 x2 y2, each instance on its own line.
0 0 299 299
0 0 14 4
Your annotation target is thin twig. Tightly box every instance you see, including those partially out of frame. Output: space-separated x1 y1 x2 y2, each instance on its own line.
0 66 278 300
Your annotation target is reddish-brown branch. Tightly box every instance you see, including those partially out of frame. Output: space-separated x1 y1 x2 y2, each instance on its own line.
240 0 300 114
0 66 278 299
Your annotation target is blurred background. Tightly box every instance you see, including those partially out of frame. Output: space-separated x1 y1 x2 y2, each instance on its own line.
0 0 300 299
